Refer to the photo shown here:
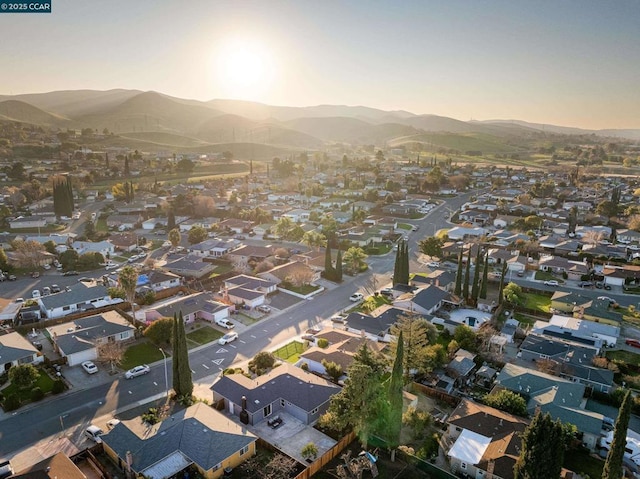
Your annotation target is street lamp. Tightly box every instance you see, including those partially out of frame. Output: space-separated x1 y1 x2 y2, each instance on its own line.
159 348 169 399
59 413 68 436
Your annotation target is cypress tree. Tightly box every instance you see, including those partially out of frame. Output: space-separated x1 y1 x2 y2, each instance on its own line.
471 247 482 302
480 253 489 299
335 249 343 282
454 249 463 296
603 390 632 479
387 330 404 461
167 209 176 230
171 313 179 395
463 248 471 301
324 245 334 280
514 411 565 479
176 312 193 398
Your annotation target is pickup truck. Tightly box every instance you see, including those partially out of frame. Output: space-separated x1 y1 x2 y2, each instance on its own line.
216 318 235 329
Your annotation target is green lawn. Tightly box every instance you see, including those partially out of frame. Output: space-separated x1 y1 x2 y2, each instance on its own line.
121 342 165 370
606 349 640 366
96 217 109 232
208 263 235 278
397 223 412 231
280 283 320 295
273 341 305 363
534 271 561 282
563 449 603 479
2 368 55 402
522 292 552 313
185 326 223 346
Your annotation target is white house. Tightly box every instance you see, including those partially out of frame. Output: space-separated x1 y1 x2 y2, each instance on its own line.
38 284 122 319
72 240 115 258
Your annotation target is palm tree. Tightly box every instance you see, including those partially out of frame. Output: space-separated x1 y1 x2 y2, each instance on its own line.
168 228 181 248
302 231 327 252
118 265 139 322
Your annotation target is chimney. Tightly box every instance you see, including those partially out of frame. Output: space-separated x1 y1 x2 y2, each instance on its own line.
241 396 247 411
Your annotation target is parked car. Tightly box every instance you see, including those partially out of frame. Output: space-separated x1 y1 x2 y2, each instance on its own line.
578 281 594 288
78 277 93 283
330 314 347 323
84 425 104 443
626 339 640 349
219 332 239 345
257 305 271 313
51 284 61 293
517 270 525 277
106 419 121 430
7 274 16 281
544 280 559 286
42 286 51 296
43 263 51 270
15 297 24 303
31 271 40 278
216 318 235 329
427 261 440 268
597 296 616 305
63 270 78 276
81 360 98 374
125 364 150 379
349 292 364 302
31 289 41 298
379 287 393 297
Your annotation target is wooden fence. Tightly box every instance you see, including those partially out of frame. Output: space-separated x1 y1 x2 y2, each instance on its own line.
292 430 357 479
411 382 461 407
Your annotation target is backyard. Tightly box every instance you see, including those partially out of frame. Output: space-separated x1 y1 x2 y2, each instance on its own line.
521 292 552 313
273 341 305 363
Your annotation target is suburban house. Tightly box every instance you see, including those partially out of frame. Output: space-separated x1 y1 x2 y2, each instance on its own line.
139 270 182 292
518 333 613 392
188 238 239 258
538 255 589 280
532 314 619 348
445 399 529 479
257 261 319 286
296 329 386 379
101 402 257 479
0 332 43 371
37 284 122 319
145 292 230 324
163 254 216 278
446 349 477 384
109 232 139 252
72 240 115 258
343 305 410 342
211 363 340 427
9 215 50 229
494 363 606 450
9 451 87 479
47 310 135 366
394 284 458 316
224 274 278 295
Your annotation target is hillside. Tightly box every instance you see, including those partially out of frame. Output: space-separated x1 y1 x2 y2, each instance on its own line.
0 100 69 126
118 131 211 148
388 131 526 154
284 117 421 144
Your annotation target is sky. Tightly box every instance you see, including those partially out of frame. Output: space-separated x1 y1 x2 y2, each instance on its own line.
1 0 639 129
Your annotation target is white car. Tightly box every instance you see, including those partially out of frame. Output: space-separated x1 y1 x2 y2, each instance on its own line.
349 292 364 302
125 364 150 379
81 361 98 374
427 261 440 268
84 425 104 443
31 289 41 298
544 280 559 286
43 263 51 270
219 332 239 345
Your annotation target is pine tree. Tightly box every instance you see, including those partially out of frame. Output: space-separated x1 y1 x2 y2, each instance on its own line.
498 262 508 305
171 313 179 395
603 390 632 479
480 253 489 299
177 312 193 398
335 249 343 282
471 247 482 302
324 245 334 280
387 330 404 461
514 411 565 479
454 249 463 296
463 248 471 301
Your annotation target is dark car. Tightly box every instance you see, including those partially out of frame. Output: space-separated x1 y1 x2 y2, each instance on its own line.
30 271 40 278
7 274 16 281
626 339 640 349
578 281 593 288
63 270 78 276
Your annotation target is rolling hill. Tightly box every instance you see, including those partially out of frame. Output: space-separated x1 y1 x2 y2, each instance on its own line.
284 117 421 144
0 100 69 126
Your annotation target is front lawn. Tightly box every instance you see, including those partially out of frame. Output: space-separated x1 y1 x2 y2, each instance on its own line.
606 349 640 366
185 326 223 347
273 341 305 363
522 292 552 313
121 342 165 370
96 217 109 232
208 263 235 278
534 271 561 282
397 223 412 231
2 368 55 402
280 283 320 295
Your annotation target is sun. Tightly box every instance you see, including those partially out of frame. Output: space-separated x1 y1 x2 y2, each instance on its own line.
214 37 276 100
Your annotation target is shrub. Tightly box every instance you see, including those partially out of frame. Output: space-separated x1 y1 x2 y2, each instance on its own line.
403 406 432 439
317 338 329 349
52 379 66 394
142 407 160 425
30 386 45 402
3 394 21 411
0 372 8 386
416 433 440 460
248 352 276 376
301 442 318 461
300 362 309 371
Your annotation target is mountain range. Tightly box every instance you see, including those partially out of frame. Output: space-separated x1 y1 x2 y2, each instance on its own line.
0 90 638 156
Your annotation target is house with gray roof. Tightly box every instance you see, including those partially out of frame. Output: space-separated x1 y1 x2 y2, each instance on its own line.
163 254 216 278
102 402 257 479
0 332 43 371
146 292 229 325
343 306 411 342
394 284 458 316
47 310 134 366
211 363 340 427
494 363 606 450
37 284 121 319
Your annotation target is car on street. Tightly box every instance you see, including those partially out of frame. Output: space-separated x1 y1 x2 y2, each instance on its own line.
578 281 594 288
78 277 93 283
331 313 347 323
51 284 61 293
84 425 104 443
31 271 40 278
427 261 440 268
7 274 16 281
219 332 239 345
125 364 150 379
63 270 78 276
597 296 616 305
81 360 98 374
349 292 364 302
626 339 640 349
544 280 559 286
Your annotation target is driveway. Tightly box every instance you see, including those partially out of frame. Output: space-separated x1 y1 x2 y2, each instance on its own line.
267 291 304 311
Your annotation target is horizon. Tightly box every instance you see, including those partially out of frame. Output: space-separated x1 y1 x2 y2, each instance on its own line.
1 0 639 130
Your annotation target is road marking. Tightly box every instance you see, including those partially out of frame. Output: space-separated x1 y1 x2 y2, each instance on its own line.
263 329 269 333
216 348 228 354
275 322 280 326
153 382 158 386
250 335 256 339
230 344 237 349
128 391 132 394
191 369 195 374
239 340 246 344
212 358 224 365
202 364 209 370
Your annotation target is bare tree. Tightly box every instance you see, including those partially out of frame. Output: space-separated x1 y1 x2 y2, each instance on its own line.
361 274 380 297
254 260 275 273
193 195 216 218
97 341 124 373
288 268 315 287
11 239 45 270
232 259 252 274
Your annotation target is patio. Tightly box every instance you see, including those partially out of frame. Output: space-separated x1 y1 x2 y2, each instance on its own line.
231 410 337 464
